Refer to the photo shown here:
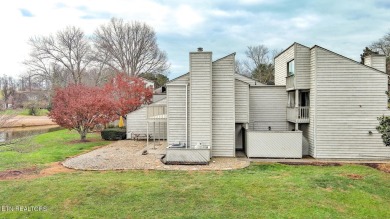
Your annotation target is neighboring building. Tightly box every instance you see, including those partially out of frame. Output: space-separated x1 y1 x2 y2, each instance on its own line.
152 86 166 102
126 44 390 161
126 97 167 140
140 77 155 90
12 90 50 109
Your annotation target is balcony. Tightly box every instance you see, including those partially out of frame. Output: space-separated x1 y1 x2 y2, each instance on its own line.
287 106 310 123
286 75 295 91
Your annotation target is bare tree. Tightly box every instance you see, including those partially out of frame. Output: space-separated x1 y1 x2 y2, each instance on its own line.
238 45 281 84
83 46 115 86
23 54 69 89
0 76 16 109
18 71 34 91
26 26 91 85
83 67 115 86
244 45 270 69
370 32 390 56
93 18 170 76
370 30 390 74
235 60 250 77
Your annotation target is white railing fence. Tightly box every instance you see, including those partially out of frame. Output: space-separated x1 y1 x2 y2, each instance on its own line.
298 106 309 119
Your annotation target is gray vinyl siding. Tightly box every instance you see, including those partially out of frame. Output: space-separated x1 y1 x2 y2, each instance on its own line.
152 94 166 102
364 56 372 67
371 56 386 72
126 98 167 139
169 73 189 84
167 73 190 145
301 124 309 138
212 54 235 157
167 85 187 145
308 48 317 157
313 47 390 159
249 86 288 131
234 74 260 86
300 124 310 155
364 55 386 72
295 44 311 89
275 45 295 85
235 79 249 123
189 52 212 148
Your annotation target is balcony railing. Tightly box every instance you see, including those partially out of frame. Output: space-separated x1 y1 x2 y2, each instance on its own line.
287 106 309 123
286 75 295 90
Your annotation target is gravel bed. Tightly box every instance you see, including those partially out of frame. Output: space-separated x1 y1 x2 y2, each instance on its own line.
62 140 250 171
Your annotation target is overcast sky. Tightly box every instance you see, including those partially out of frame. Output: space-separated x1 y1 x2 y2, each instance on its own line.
1 0 389 79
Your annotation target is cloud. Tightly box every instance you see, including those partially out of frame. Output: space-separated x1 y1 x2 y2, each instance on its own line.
238 0 268 5
0 0 388 79
375 0 390 8
290 14 320 29
174 5 204 33
20 8 33 17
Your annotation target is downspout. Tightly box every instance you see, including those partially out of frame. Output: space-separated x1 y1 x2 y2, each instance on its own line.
185 84 188 148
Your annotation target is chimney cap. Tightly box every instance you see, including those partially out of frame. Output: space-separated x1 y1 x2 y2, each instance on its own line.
197 47 203 52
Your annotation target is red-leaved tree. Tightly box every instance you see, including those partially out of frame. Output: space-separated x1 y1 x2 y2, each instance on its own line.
49 84 117 141
105 73 153 117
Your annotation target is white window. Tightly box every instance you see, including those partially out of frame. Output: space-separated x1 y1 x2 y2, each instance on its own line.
287 60 295 76
287 92 295 108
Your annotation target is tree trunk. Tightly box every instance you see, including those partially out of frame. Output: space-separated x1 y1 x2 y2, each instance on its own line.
79 128 88 141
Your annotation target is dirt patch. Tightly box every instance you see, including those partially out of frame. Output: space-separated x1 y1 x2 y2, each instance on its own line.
3 116 56 128
362 163 390 173
343 174 364 180
39 162 74 176
278 162 342 166
323 187 333 192
0 166 40 180
0 162 75 181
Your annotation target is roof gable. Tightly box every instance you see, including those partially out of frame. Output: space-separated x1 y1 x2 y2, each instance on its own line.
311 45 387 75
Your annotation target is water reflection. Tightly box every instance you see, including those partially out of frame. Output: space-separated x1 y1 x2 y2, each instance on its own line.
0 125 62 142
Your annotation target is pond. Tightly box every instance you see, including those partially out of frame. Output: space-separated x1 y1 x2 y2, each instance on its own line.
0 125 62 142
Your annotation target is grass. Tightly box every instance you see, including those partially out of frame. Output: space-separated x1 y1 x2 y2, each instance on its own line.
0 131 389 218
0 108 49 116
19 108 49 116
0 164 389 218
0 129 110 171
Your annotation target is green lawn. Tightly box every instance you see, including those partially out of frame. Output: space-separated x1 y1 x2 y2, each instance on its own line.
0 163 389 218
0 131 389 218
19 108 49 116
0 129 110 171
0 108 49 116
